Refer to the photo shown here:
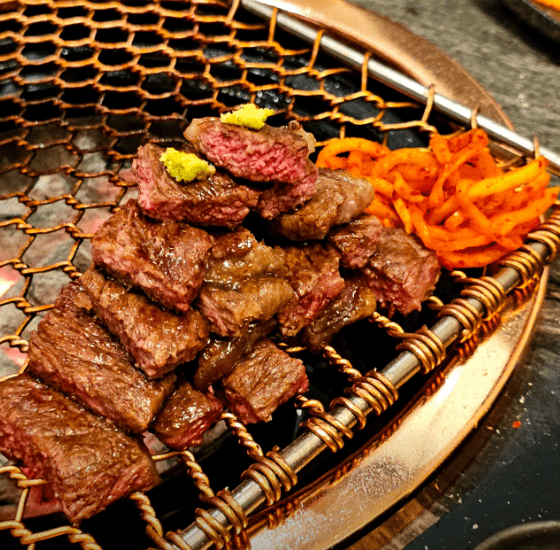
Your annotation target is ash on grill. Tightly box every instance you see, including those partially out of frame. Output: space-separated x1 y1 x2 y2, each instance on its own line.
0 115 440 524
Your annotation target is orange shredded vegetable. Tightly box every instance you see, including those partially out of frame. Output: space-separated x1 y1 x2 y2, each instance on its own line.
316 130 559 269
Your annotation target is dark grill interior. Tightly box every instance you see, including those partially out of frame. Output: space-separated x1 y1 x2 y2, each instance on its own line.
0 1 556 549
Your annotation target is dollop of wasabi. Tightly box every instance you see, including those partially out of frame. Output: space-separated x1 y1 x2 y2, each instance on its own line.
220 104 275 130
160 148 215 183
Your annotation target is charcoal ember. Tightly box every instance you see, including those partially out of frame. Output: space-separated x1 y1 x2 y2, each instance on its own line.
0 375 159 524
151 381 223 450
184 117 317 184
327 214 384 269
134 143 260 228
27 281 176 433
277 244 345 337
303 278 377 353
358 227 440 315
91 200 213 312
80 268 209 379
269 169 375 240
197 276 295 337
194 318 277 391
217 338 308 424
204 227 287 287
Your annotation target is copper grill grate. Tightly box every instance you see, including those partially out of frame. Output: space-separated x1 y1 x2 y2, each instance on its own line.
2 1 560 549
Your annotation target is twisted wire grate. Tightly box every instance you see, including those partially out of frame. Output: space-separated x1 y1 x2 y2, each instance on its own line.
1 1 559 549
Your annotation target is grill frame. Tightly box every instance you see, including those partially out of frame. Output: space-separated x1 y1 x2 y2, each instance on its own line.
1 1 559 549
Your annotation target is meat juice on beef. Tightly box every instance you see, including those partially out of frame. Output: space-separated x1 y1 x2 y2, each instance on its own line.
194 318 277 391
0 375 159 524
80 268 209 379
203 228 287 287
269 168 375 240
197 277 294 337
91 200 213 312
327 214 384 269
303 278 377 353
196 228 295 336
133 143 260 227
252 165 318 220
27 281 175 433
277 244 345 337
151 381 223 450
329 216 440 316
217 338 309 424
184 118 317 185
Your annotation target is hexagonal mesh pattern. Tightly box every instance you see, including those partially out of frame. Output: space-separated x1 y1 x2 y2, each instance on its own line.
0 1 556 549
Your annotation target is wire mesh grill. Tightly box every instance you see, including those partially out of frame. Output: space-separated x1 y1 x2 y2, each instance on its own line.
1 1 560 549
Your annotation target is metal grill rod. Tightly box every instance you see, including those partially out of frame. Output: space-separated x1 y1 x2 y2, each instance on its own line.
242 0 560 174
174 237 551 549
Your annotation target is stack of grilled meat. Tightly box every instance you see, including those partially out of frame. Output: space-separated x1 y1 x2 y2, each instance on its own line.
0 116 440 524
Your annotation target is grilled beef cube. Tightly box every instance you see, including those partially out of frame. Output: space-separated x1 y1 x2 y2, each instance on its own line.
327 214 384 269
151 381 223 450
184 117 317 185
197 228 293 336
217 338 308 424
358 227 440 315
329 216 440 315
134 143 260 228
27 281 175 433
204 227 287 287
277 244 345 337
0 375 159 524
303 278 377 353
269 169 375 240
80 268 209 379
91 200 213 312
194 318 277 391
253 165 318 220
197 277 295 337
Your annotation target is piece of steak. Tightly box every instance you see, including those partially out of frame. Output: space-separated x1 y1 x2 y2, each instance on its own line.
0 375 159 524
133 142 260 228
194 318 277 391
27 281 176 433
91 200 213 312
358 227 440 315
80 268 209 379
217 338 308 424
196 276 295 337
184 117 317 184
252 164 318 220
277 244 345 337
327 214 384 269
204 227 287 287
303 278 377 353
269 169 375 240
151 381 223 450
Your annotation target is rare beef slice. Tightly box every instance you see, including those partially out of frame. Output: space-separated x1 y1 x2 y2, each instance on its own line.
134 142 260 228
27 281 175 433
91 199 213 312
0 375 159 524
81 268 209 379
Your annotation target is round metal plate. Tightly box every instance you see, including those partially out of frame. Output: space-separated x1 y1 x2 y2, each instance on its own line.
232 1 549 547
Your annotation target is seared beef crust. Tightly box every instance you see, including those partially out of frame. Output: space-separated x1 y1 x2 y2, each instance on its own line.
0 375 159 524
